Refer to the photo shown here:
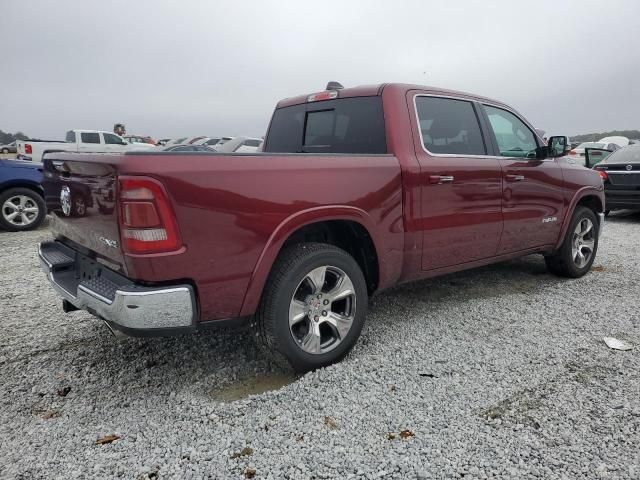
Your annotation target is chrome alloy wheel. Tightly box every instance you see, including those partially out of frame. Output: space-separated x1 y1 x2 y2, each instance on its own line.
2 195 39 227
288 265 357 355
571 218 595 268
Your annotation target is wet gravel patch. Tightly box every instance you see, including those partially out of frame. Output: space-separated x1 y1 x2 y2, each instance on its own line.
1 213 639 479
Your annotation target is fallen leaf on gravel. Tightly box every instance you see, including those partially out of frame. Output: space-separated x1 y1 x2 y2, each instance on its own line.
418 373 436 378
57 386 71 397
296 435 304 442
245 468 256 479
399 429 415 439
324 416 339 429
95 434 120 445
387 433 396 440
42 409 60 419
389 385 397 392
592 265 606 272
231 447 254 459
603 337 633 351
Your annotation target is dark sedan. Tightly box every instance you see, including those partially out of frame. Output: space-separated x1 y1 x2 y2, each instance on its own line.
593 145 640 214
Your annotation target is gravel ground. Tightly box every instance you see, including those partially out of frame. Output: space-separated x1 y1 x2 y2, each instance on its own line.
1 213 639 480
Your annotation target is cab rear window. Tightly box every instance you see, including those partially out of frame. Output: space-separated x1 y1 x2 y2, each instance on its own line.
264 96 386 154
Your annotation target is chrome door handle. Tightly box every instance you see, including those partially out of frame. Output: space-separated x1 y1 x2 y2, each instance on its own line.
505 174 525 182
429 175 455 184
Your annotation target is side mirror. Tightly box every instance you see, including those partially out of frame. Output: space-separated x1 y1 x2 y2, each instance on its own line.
548 136 570 158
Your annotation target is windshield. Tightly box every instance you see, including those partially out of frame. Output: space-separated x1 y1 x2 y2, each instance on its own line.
577 142 605 150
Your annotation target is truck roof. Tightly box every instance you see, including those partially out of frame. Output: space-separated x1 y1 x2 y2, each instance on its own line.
276 83 509 109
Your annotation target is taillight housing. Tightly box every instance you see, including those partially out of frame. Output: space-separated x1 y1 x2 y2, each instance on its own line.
596 168 609 182
568 150 576 155
118 176 182 254
25 144 32 154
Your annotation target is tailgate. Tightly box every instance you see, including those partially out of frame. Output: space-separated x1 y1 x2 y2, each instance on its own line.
42 154 125 269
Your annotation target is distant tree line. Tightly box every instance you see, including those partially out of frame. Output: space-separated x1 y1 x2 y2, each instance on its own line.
0 130 29 144
572 130 640 142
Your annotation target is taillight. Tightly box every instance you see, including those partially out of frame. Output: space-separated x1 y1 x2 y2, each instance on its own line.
596 169 608 181
568 150 576 155
25 144 32 154
118 176 182 254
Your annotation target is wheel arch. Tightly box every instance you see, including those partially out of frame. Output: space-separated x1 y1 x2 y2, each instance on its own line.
554 187 604 250
239 206 383 317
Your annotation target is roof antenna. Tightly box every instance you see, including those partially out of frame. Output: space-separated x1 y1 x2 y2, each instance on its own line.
326 81 344 91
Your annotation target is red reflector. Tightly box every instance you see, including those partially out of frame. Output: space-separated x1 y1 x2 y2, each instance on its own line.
568 150 576 155
307 90 339 102
122 202 160 227
597 169 608 181
118 176 182 254
25 144 32 154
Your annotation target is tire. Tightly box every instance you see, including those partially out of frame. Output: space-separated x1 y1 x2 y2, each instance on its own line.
545 206 599 278
1 148 8 154
0 187 46 232
253 243 368 372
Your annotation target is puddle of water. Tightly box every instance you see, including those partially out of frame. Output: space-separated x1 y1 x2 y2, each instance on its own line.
210 372 296 402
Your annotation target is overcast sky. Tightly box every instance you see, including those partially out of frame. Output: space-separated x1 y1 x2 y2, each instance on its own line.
1 0 639 140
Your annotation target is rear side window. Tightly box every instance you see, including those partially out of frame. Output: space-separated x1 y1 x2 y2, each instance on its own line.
104 133 123 144
66 131 76 142
80 132 100 144
243 139 262 147
264 96 387 154
415 96 486 155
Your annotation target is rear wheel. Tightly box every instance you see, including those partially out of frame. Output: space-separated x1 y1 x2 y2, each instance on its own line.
0 188 46 232
1 148 9 154
545 206 599 278
253 243 368 372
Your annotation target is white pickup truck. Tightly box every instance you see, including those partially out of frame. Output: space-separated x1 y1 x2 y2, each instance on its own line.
17 129 156 163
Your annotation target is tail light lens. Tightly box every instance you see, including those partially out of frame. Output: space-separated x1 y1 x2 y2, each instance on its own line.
568 150 576 155
25 144 32 154
118 176 182 254
596 169 609 181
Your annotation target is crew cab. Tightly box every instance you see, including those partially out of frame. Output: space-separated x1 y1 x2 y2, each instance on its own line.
17 129 155 163
39 83 605 371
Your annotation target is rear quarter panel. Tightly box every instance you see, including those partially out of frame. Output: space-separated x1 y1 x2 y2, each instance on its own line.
118 153 404 321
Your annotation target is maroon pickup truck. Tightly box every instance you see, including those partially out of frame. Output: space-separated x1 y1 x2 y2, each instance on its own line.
40 83 605 371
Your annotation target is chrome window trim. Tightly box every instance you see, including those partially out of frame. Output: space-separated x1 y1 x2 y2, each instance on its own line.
412 93 553 161
412 93 492 158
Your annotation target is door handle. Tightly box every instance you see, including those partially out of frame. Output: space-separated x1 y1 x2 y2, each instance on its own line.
505 174 525 182
429 175 455 184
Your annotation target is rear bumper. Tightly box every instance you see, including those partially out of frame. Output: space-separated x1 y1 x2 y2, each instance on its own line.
39 240 197 334
604 189 640 209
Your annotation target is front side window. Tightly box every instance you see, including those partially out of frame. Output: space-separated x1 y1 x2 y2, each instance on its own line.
484 105 537 158
104 133 124 144
66 131 76 142
80 132 100 144
414 96 486 156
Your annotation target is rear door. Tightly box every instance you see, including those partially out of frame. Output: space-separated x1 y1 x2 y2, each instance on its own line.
480 104 565 253
103 132 127 152
410 93 503 270
78 132 101 153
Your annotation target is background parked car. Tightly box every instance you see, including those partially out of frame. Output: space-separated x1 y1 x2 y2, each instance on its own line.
569 141 619 165
162 144 216 152
0 158 46 231
124 135 158 145
593 144 640 215
212 137 263 153
17 130 156 163
1 141 17 154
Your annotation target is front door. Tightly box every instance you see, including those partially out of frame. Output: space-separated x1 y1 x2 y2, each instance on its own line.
411 93 504 270
481 105 565 253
